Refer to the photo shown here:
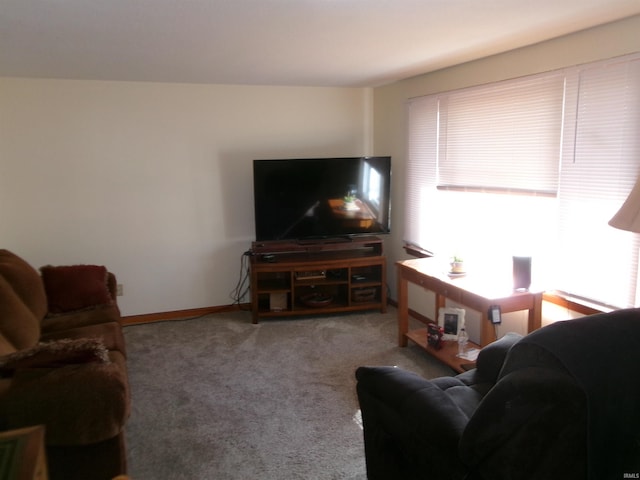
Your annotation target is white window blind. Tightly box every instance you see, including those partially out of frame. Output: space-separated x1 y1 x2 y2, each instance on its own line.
439 74 564 195
404 95 438 252
405 53 640 308
554 56 640 307
404 73 564 259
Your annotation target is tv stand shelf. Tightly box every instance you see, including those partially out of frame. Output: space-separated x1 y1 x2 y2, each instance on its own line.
249 236 387 323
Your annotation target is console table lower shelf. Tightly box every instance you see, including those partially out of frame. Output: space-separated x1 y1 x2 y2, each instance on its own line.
405 328 480 374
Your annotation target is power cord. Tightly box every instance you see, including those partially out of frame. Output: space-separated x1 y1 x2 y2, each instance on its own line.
229 250 252 309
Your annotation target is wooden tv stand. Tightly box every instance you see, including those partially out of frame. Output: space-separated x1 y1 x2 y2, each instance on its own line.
249 236 387 323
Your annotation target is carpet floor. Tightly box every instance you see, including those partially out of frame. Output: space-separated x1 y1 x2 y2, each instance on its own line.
123 307 452 479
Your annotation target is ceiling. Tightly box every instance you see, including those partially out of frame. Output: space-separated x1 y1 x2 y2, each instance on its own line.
1 0 640 88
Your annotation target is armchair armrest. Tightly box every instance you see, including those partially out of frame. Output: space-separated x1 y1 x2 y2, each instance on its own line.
356 366 471 428
355 366 468 479
459 367 587 480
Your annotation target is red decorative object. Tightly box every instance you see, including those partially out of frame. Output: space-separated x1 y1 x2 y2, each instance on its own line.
427 322 444 350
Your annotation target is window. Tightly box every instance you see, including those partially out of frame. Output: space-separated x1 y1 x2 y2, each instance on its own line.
363 161 382 209
438 73 564 194
405 53 640 308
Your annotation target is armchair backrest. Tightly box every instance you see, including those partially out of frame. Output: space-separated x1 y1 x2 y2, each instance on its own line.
496 308 640 480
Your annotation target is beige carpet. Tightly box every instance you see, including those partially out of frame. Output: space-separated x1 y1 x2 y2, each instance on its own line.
123 307 451 479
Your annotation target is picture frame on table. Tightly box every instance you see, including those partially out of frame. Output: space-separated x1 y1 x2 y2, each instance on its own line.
438 307 466 340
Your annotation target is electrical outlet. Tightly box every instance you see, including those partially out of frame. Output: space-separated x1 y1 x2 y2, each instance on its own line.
117 284 124 296
489 305 501 324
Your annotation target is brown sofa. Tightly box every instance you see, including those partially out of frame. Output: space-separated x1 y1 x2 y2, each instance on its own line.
0 249 130 480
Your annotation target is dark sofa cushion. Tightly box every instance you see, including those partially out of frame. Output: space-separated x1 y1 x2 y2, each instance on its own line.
441 385 485 419
40 264 113 314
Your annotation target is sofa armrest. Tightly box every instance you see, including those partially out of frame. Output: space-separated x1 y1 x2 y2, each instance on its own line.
459 367 587 480
106 272 119 306
0 355 130 446
355 366 469 479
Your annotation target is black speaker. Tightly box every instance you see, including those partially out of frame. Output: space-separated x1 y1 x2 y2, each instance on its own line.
513 256 532 291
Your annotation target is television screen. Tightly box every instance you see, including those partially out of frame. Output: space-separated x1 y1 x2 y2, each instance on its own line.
253 157 391 242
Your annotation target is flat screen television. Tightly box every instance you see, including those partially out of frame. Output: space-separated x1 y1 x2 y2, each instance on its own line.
253 156 391 242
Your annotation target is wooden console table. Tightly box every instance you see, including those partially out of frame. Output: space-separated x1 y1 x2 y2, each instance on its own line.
397 258 543 352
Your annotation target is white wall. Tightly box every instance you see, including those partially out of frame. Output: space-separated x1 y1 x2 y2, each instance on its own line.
373 15 640 341
0 79 372 316
3 16 638 321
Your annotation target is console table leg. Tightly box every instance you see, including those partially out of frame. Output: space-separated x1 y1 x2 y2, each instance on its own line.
397 275 409 347
480 312 496 347
528 292 543 333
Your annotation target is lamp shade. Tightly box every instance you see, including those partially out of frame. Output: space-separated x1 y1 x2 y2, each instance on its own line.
609 177 640 233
